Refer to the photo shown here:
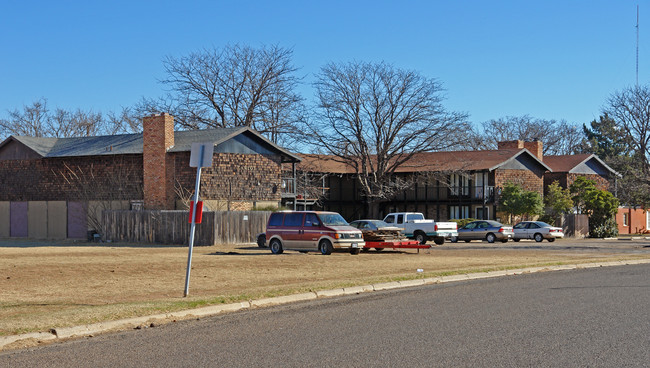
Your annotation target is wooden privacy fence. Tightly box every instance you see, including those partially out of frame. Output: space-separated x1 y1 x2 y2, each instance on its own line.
102 210 271 246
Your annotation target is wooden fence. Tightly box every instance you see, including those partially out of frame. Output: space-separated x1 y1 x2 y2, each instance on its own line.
102 210 271 246
560 214 589 237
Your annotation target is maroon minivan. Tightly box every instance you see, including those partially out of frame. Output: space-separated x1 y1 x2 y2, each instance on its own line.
265 211 365 255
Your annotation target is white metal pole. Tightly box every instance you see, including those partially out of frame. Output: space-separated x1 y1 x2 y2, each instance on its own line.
184 145 204 297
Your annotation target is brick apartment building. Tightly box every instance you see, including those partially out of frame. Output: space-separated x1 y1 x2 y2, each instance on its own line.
289 140 619 223
0 113 300 239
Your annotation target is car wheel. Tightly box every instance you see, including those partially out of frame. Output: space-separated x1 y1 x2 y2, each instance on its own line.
374 248 384 252
434 237 445 245
256 234 267 248
350 248 361 255
450 236 458 243
464 240 471 243
513 238 520 242
319 240 333 255
547 237 556 242
534 233 543 242
486 233 496 243
500 239 508 243
269 239 283 254
415 232 427 245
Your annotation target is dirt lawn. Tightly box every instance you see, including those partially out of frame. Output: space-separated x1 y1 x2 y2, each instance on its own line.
2 239 649 337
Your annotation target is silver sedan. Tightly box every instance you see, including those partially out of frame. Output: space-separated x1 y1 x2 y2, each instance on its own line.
451 220 514 243
513 221 564 242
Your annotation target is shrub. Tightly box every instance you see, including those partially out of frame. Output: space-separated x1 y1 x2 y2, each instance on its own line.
450 218 477 228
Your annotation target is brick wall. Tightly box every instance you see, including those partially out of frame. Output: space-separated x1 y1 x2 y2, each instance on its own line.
544 172 611 192
0 155 144 201
495 168 544 195
616 207 649 234
172 152 283 204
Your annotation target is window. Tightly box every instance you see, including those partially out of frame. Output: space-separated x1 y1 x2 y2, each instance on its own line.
304 213 320 227
396 214 404 224
647 211 650 230
283 213 304 227
385 215 395 224
475 207 489 220
514 222 528 229
623 212 629 227
450 205 469 219
268 213 283 226
406 213 424 221
450 174 469 196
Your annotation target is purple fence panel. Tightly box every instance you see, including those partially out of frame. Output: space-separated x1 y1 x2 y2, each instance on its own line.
67 201 87 239
10 201 28 237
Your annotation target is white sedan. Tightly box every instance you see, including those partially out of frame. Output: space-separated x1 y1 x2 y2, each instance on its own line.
513 221 564 242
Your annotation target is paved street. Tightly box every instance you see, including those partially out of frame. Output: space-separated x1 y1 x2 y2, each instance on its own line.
2 262 649 367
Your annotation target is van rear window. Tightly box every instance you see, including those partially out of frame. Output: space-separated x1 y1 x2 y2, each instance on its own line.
268 213 283 226
283 213 304 227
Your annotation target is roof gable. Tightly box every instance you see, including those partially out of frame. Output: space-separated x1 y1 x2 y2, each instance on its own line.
0 137 46 160
545 154 620 177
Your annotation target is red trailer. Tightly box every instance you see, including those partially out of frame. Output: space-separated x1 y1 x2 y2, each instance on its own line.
363 239 429 250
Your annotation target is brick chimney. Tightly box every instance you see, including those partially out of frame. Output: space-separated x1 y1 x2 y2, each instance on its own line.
497 139 543 161
143 113 175 210
523 140 543 161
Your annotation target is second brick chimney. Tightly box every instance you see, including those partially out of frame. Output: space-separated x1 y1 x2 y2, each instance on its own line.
523 140 543 161
498 139 543 161
143 113 175 210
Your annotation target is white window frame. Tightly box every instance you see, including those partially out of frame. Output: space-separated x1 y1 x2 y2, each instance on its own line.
646 211 650 230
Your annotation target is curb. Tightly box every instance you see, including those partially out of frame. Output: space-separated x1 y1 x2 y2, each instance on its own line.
2 259 650 351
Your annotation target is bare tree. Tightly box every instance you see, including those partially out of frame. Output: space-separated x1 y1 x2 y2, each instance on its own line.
604 85 650 172
473 115 584 155
140 44 304 147
0 98 49 137
602 85 650 207
305 61 469 217
1 98 140 138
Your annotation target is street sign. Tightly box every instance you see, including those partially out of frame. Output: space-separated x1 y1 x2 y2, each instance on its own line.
189 142 214 167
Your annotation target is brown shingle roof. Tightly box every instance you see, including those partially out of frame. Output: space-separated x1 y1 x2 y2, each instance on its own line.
296 148 548 174
543 154 592 172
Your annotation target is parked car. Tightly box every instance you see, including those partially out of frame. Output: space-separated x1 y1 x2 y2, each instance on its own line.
383 212 458 245
513 221 564 242
450 220 514 243
264 211 365 255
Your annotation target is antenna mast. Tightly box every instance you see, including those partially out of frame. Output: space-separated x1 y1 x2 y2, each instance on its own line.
636 4 639 87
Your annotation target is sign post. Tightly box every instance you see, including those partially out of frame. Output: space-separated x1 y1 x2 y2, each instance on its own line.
184 142 214 297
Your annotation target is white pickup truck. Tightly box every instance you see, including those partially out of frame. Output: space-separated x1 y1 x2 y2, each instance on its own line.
383 212 458 245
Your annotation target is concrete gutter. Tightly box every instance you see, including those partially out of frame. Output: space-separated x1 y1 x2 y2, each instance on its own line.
2 259 650 351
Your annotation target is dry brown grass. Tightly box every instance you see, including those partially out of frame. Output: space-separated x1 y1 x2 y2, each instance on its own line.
1 240 649 336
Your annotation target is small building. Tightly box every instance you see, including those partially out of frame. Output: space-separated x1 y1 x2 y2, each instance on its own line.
0 113 300 239
616 207 650 235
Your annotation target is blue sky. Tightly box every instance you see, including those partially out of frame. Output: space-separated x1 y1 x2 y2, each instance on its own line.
0 0 644 127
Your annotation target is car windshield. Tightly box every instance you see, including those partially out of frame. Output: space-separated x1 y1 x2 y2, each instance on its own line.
319 213 349 226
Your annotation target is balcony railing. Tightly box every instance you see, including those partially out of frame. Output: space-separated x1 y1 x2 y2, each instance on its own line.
450 185 495 202
281 178 296 198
